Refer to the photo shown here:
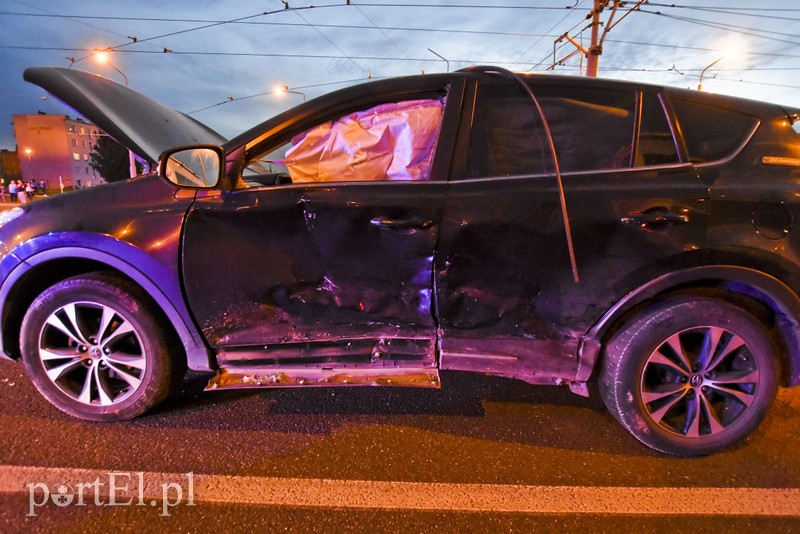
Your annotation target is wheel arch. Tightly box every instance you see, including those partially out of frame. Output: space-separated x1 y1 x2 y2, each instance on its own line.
0 246 213 371
578 265 800 387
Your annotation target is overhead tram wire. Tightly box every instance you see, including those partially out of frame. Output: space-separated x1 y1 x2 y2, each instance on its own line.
8 1 129 40
189 59 792 118
510 0 587 70
6 9 799 59
0 45 544 68
1 0 595 65
0 2 586 23
636 9 800 47
7 37 800 64
0 11 590 41
351 1 423 73
187 76 386 114
603 66 800 92
603 38 800 60
528 3 800 74
643 3 800 18
638 8 800 40
8 2 799 92
5 2 169 59
5 40 800 68
351 3 585 9
65 3 352 65
288 5 371 76
4 2 586 73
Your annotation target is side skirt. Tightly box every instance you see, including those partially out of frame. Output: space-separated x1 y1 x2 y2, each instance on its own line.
207 366 440 390
439 337 582 387
205 336 440 391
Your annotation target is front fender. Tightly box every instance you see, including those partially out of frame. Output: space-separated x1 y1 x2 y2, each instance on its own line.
0 232 213 371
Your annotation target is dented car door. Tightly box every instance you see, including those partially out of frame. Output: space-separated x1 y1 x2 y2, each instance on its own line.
181 83 460 372
437 78 707 385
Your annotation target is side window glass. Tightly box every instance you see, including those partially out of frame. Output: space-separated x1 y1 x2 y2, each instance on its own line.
671 98 759 163
536 87 636 173
465 83 551 178
637 93 680 166
245 98 445 187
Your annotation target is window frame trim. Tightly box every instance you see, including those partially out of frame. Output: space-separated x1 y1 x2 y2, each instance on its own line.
668 96 762 166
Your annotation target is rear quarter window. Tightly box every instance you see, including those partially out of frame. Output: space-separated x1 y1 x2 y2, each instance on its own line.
671 98 759 163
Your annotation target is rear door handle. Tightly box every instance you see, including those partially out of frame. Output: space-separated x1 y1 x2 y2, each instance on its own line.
621 208 688 232
370 215 434 230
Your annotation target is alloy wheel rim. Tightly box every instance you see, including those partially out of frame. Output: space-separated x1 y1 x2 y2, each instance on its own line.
37 301 147 407
640 325 760 439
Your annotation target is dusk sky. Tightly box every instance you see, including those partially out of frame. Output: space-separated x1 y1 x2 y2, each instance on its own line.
1 1 799 151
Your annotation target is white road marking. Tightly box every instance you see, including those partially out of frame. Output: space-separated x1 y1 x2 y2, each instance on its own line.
1 464 798 516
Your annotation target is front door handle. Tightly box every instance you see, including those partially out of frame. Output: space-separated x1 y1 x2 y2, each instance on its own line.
621 208 688 232
370 215 434 230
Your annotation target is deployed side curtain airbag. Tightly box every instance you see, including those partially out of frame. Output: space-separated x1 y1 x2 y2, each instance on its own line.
285 99 444 183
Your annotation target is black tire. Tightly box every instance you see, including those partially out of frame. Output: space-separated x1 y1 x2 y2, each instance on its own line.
21 273 180 421
599 295 778 456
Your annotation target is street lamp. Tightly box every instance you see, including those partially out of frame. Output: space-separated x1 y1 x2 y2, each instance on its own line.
24 148 32 160
698 57 722 91
95 51 136 178
698 40 743 92
274 85 306 102
428 48 450 73
95 51 128 86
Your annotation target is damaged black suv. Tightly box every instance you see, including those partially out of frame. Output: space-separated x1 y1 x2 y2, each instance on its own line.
3 65 800 456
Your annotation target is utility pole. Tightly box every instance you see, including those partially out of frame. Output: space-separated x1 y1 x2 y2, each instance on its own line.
586 0 604 77
550 0 644 77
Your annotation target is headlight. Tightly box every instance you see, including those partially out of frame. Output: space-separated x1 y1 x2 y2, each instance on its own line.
0 207 24 228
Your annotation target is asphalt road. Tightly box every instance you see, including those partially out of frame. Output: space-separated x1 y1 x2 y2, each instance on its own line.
0 359 798 532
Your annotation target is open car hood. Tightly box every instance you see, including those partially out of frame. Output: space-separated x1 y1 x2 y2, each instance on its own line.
24 67 226 163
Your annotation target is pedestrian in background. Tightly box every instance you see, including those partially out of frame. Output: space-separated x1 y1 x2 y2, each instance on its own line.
16 181 26 204
8 180 17 202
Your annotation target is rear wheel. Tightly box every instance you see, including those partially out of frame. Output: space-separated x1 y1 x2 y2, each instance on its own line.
599 295 778 456
21 273 179 421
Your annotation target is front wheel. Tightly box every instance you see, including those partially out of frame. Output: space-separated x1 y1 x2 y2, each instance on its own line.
21 273 180 421
599 295 778 456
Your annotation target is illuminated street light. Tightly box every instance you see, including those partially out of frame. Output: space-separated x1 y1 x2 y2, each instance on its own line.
95 51 128 87
698 40 743 92
24 148 32 160
274 85 306 102
95 51 136 178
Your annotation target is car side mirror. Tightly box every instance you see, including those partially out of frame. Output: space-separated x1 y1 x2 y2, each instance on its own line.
160 146 223 188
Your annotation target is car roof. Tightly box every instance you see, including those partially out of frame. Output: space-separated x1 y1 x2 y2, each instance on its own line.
24 65 794 164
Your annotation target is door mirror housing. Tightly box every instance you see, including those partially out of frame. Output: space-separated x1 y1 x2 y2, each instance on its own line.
160 146 223 188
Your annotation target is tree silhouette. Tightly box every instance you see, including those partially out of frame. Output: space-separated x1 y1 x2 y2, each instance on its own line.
88 136 133 182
